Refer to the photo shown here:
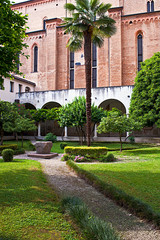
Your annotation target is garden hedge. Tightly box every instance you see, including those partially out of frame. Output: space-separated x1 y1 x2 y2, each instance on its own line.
64 146 107 157
0 144 17 152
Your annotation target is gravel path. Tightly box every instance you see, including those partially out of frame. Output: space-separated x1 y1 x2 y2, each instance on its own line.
14 153 160 240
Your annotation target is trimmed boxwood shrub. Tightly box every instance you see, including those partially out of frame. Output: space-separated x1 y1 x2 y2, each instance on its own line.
2 149 14 162
64 147 107 157
0 144 17 152
99 153 116 162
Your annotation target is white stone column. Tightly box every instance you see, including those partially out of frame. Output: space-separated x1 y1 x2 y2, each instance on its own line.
94 124 97 138
38 122 41 137
64 126 68 137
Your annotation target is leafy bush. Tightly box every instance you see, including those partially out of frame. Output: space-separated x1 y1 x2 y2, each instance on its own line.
128 135 135 143
60 142 68 149
61 154 74 161
74 155 86 162
2 149 14 162
14 148 25 155
100 153 116 162
44 133 57 143
65 147 107 158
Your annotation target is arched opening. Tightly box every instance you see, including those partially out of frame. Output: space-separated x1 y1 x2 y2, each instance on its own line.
25 87 30 92
99 99 126 113
24 103 36 110
98 99 126 137
41 101 62 136
42 101 61 109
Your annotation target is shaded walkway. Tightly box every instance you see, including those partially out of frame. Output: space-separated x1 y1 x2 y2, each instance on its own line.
37 155 160 240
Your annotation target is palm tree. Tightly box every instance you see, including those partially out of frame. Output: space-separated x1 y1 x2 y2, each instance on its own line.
63 0 116 146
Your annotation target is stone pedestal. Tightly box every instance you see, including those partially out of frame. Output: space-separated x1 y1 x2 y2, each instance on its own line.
35 141 53 154
27 141 58 159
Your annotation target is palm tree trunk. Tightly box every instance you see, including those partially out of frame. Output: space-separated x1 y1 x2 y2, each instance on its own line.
84 30 92 147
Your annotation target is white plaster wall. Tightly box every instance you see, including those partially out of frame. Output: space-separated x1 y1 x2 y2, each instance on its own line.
0 78 35 103
16 86 134 113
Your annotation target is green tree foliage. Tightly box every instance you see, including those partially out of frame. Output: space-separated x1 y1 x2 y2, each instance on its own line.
97 110 142 151
13 102 31 118
57 96 106 144
129 52 160 128
0 101 19 145
63 0 116 146
13 116 37 147
30 108 57 123
0 0 28 88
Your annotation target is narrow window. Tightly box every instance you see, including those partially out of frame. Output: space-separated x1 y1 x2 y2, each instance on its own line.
34 46 38 72
92 43 97 88
147 1 150 12
10 81 14 92
70 52 74 89
19 84 22 93
137 34 143 71
151 1 154 12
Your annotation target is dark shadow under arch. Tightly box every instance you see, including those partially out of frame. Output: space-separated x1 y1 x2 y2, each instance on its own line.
42 101 61 109
24 103 36 110
99 99 126 114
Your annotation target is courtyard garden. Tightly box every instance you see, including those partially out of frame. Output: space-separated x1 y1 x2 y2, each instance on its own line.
0 158 87 240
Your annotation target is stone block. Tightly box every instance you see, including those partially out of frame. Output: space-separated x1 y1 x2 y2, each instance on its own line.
35 141 53 154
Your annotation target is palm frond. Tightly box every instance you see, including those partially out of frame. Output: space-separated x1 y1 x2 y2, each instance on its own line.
95 16 116 26
96 3 112 16
99 24 116 37
76 0 90 11
67 36 83 51
92 35 104 47
90 0 100 11
64 3 76 12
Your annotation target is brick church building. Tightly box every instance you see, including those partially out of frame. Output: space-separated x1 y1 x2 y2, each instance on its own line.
9 0 160 138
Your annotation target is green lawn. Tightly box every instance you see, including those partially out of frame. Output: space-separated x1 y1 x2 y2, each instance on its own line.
0 159 85 240
3 140 35 151
3 140 152 154
77 147 160 214
51 141 151 154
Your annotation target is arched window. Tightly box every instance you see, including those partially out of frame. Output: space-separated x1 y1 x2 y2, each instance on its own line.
34 46 38 72
70 52 74 89
151 0 154 12
147 1 150 12
25 87 30 92
137 34 143 71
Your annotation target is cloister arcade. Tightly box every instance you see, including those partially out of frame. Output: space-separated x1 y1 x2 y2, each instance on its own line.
17 86 133 139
